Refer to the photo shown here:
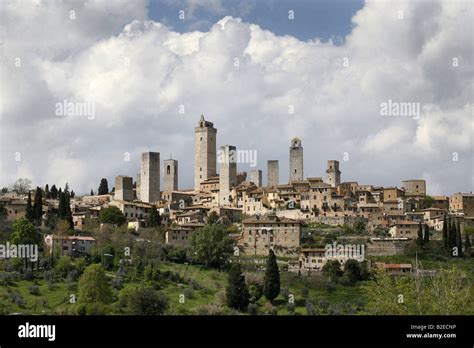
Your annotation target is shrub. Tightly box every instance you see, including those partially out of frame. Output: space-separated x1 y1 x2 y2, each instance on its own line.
190 279 203 291
286 302 295 314
247 303 258 315
280 288 290 301
305 298 316 315
28 284 40 295
301 287 309 298
184 288 195 300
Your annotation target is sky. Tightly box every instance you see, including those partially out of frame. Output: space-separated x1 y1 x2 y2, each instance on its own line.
0 0 473 195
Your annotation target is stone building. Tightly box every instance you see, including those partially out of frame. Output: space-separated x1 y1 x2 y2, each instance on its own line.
44 234 96 257
140 152 160 203
115 175 133 201
250 169 262 187
325 160 341 188
194 115 217 192
289 138 303 182
163 159 178 192
239 214 302 256
402 179 426 196
388 221 419 238
219 145 237 206
267 160 279 187
449 193 474 217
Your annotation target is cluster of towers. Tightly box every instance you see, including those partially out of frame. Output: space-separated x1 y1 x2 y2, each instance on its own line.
115 115 342 204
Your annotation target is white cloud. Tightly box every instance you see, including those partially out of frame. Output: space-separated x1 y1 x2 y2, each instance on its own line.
0 0 472 195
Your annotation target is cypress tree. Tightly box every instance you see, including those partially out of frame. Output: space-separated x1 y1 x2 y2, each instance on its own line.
98 178 109 195
449 220 457 252
455 221 463 257
226 263 250 311
263 249 280 303
50 185 58 199
25 191 34 223
423 224 430 244
64 191 73 230
90 189 94 196
33 186 43 223
45 184 50 199
442 215 448 249
416 222 424 246
464 233 471 255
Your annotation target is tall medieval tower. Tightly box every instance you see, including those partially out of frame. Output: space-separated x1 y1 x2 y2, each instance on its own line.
289 137 303 182
163 159 178 192
194 115 217 192
219 145 237 206
325 160 341 187
140 152 160 203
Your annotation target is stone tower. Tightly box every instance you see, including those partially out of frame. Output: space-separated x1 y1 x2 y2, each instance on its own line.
136 174 141 200
289 137 303 182
250 169 262 187
267 160 279 187
325 160 341 187
194 115 217 192
219 145 237 206
163 159 178 192
140 152 160 203
115 175 133 201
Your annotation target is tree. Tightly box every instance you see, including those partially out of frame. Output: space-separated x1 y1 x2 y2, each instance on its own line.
10 218 38 245
416 222 424 246
206 211 219 225
70 190 75 198
45 184 50 199
455 221 463 257
190 224 233 268
90 189 94 196
55 255 73 278
464 233 471 255
263 249 280 302
25 191 34 223
322 260 343 280
1 187 8 193
58 191 73 229
50 185 58 199
98 178 109 195
33 186 43 223
449 220 458 255
226 263 250 311
77 264 113 314
423 224 430 244
124 287 168 315
343 259 361 283
420 195 434 209
99 206 126 226
11 178 31 195
147 206 161 227
442 215 448 250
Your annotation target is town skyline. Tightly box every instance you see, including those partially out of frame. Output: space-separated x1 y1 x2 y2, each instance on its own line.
1 1 472 196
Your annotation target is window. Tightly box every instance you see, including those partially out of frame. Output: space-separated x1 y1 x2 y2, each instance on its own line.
167 165 171 174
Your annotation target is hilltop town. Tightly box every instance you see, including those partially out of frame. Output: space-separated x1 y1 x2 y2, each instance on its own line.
0 115 473 315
